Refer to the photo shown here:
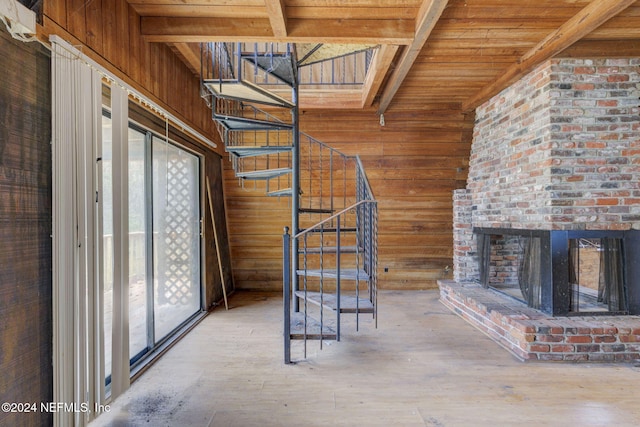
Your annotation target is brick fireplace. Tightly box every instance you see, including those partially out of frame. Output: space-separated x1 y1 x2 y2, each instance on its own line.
440 58 640 361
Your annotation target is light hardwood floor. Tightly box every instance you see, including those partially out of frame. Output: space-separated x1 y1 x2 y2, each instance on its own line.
90 290 640 427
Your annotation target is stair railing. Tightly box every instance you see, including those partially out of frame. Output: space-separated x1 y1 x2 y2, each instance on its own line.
283 156 377 362
355 156 378 321
299 133 350 218
199 41 378 363
200 42 236 94
201 41 369 210
250 45 373 87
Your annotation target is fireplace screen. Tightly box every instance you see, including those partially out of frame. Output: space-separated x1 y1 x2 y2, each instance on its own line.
479 233 542 309
568 238 626 313
477 228 635 315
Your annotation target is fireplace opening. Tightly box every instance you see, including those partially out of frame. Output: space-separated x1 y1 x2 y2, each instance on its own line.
480 233 542 309
569 238 625 314
476 228 640 316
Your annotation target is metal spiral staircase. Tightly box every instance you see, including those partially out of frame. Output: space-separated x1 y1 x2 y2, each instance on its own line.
201 42 378 364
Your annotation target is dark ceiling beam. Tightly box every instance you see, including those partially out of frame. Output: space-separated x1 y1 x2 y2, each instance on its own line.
462 0 637 112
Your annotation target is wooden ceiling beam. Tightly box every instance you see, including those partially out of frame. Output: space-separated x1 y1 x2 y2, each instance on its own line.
462 0 637 112
265 0 288 38
129 4 269 18
287 6 417 20
140 17 273 42
563 39 640 57
169 43 201 75
287 19 413 44
140 17 414 44
375 0 450 115
362 44 400 108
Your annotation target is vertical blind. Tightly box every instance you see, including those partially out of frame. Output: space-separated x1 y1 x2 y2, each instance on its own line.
52 36 103 427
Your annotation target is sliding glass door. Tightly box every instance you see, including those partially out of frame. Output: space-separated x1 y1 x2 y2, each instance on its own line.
101 113 202 389
152 136 201 341
128 127 149 363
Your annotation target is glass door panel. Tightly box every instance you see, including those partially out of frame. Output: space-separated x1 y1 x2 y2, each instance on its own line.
152 136 201 341
101 113 113 384
128 128 149 360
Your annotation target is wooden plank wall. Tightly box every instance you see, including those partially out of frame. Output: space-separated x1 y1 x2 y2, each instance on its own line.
304 107 473 289
41 0 222 157
224 106 473 290
223 172 292 291
205 157 234 306
0 28 53 427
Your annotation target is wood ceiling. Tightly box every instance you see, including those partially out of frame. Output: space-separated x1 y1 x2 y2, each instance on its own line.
128 0 640 113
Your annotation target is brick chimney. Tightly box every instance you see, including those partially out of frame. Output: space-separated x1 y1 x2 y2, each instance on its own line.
454 58 640 284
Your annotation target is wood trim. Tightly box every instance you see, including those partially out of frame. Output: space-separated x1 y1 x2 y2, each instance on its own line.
376 0 449 114
462 0 637 112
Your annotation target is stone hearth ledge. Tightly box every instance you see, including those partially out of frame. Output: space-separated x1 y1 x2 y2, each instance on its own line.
437 280 640 362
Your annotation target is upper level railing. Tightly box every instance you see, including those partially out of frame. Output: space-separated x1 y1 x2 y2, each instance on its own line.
200 42 236 84
200 42 374 91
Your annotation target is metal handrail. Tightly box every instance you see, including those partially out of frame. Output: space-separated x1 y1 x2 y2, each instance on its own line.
355 156 375 201
286 194 377 360
294 199 376 239
289 156 378 354
302 132 350 157
294 50 372 86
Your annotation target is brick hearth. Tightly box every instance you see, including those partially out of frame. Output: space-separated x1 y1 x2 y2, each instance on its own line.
438 280 640 362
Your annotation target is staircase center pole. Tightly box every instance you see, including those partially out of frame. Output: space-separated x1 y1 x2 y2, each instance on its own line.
292 62 301 313
283 227 291 364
